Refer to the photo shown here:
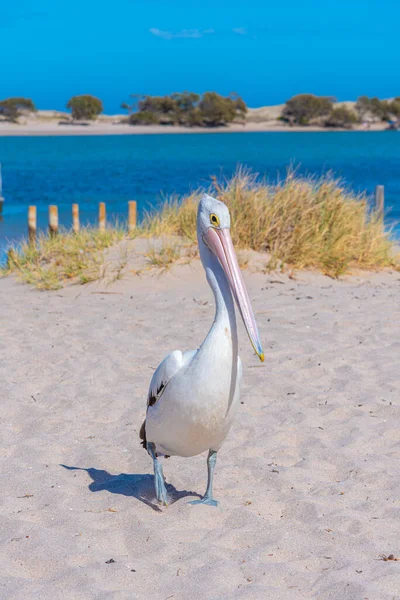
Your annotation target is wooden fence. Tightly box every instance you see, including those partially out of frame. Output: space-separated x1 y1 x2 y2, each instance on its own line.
26 200 137 247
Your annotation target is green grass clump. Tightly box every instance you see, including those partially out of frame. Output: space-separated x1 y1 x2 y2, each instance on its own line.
141 170 398 277
144 239 182 271
1 226 125 290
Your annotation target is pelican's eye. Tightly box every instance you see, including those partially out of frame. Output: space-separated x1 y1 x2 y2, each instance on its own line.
210 213 220 227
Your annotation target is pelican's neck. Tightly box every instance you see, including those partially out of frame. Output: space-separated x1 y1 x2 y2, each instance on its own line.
199 234 238 347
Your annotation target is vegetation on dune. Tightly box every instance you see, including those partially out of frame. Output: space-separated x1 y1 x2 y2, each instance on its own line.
1 227 125 290
198 92 247 126
281 93 400 128
66 95 103 121
142 193 199 242
2 171 398 289
0 97 35 123
355 96 400 122
122 91 247 127
2 90 399 129
324 106 359 129
282 94 335 126
144 239 183 271
142 170 397 277
282 94 364 129
2 90 400 130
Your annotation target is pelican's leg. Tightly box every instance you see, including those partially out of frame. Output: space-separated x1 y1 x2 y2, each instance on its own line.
190 450 219 507
147 443 168 506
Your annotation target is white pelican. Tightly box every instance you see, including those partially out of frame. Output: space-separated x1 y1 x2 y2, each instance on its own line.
140 194 264 506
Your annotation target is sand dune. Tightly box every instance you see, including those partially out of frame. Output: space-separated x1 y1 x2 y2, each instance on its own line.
0 259 399 599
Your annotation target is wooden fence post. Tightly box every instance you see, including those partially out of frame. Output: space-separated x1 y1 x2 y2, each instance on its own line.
0 163 4 217
49 205 59 236
72 204 80 233
375 185 384 219
128 201 137 232
28 206 37 247
99 202 106 231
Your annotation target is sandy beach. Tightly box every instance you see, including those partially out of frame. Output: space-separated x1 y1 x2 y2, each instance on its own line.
0 122 299 137
0 105 390 136
0 248 399 599
0 122 389 137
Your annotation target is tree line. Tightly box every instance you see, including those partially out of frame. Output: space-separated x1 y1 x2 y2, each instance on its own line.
1 92 399 129
0 92 247 127
282 94 400 128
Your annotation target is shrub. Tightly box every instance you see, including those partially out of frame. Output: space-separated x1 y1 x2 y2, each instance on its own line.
185 107 205 127
171 92 200 125
171 92 200 113
0 97 35 123
325 106 359 128
197 92 235 126
198 91 247 126
128 111 159 125
355 96 399 122
282 94 334 125
66 95 103 120
122 91 247 127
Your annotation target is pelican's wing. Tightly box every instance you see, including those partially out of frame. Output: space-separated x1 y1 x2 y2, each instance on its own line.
146 349 197 409
140 349 197 451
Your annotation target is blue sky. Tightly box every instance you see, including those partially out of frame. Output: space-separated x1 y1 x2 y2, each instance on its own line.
1 0 399 113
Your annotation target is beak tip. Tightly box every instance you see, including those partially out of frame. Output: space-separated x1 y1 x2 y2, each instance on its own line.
259 352 264 363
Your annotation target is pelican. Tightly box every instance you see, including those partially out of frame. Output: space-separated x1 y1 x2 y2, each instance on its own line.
140 194 264 506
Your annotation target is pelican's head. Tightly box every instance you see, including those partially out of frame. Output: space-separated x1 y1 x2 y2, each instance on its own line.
197 194 264 362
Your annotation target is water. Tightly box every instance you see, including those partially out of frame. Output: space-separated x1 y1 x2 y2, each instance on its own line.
0 131 399 253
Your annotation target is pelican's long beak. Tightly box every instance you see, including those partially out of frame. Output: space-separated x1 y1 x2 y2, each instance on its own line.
203 227 264 362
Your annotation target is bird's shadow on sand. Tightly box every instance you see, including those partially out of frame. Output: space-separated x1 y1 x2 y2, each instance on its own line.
60 464 200 512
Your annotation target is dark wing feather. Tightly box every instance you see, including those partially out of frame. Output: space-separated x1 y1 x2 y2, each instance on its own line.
140 350 185 451
139 419 147 449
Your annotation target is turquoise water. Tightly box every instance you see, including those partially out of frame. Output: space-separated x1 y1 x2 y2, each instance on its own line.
0 131 399 252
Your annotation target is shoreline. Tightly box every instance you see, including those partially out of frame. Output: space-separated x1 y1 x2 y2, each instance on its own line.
0 102 394 136
0 122 390 137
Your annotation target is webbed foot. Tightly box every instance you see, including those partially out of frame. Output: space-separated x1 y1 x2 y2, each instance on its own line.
189 495 219 507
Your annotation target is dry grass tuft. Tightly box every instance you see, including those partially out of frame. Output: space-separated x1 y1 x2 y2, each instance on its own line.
142 169 398 277
140 193 199 242
1 227 125 290
144 239 182 271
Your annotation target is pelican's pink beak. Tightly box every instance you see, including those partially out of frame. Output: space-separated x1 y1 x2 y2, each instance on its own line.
203 227 264 362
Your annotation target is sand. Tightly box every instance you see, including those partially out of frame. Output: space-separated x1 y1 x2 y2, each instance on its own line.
0 121 354 136
0 122 388 137
0 256 399 599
